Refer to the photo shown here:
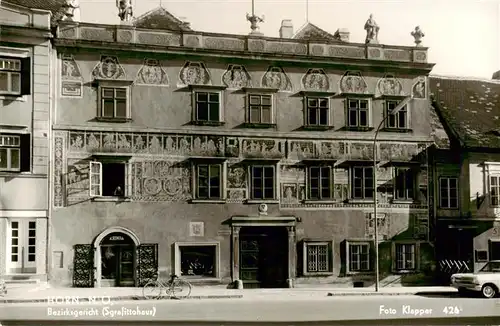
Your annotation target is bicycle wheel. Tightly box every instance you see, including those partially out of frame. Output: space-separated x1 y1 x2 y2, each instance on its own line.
142 281 162 300
171 279 192 298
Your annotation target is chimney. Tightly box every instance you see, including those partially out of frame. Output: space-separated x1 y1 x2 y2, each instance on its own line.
334 28 349 42
279 19 293 38
493 70 500 80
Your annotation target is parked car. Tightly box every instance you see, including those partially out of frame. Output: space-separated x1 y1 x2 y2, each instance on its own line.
451 260 500 298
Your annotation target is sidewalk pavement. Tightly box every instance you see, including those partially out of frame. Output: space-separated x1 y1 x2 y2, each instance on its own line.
0 283 457 303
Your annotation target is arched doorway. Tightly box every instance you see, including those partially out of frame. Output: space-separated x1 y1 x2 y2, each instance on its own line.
93 227 140 287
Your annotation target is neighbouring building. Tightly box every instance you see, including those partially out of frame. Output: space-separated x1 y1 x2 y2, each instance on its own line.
0 0 61 283
49 4 436 288
430 74 500 282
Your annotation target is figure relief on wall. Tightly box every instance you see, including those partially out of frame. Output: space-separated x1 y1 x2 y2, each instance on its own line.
412 77 426 99
61 54 83 97
261 66 292 92
288 141 315 160
301 68 329 91
377 74 404 96
241 139 284 158
179 61 211 86
280 165 305 183
222 64 252 89
339 71 368 94
366 213 389 239
318 141 345 159
379 143 419 161
348 142 374 160
192 136 224 157
228 166 246 188
135 58 169 86
225 138 239 157
91 56 126 80
281 183 299 204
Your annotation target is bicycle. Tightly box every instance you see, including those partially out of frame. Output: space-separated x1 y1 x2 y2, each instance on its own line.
142 274 192 300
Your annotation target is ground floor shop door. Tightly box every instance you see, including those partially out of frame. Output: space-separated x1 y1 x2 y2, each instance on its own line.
239 226 288 288
100 232 136 287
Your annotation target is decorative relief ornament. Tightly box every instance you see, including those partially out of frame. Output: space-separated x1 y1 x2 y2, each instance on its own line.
91 56 126 80
377 74 404 96
222 64 251 89
302 68 329 91
135 59 169 86
179 62 211 85
61 54 83 97
412 77 426 99
261 66 292 92
339 71 367 94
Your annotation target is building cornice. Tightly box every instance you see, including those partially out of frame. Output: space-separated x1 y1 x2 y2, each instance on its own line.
0 24 52 39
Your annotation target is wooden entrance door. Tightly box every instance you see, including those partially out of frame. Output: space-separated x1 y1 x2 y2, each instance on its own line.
239 227 288 288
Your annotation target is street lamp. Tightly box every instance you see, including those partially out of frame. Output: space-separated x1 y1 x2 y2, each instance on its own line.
372 95 413 292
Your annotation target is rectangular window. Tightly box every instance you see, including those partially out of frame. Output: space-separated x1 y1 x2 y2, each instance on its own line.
395 167 414 200
196 92 220 122
491 176 500 206
352 167 373 199
386 100 408 129
100 87 128 119
439 177 458 208
249 94 272 124
348 242 370 272
0 135 20 171
489 241 500 261
176 243 218 278
196 164 222 199
305 242 330 273
306 97 329 126
89 161 126 197
251 166 275 200
0 58 21 95
395 243 416 270
309 166 332 200
347 99 369 128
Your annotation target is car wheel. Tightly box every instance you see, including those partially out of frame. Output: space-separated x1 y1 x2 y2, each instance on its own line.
481 284 497 299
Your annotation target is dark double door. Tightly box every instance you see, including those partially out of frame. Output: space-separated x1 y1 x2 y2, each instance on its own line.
101 244 135 287
239 227 288 288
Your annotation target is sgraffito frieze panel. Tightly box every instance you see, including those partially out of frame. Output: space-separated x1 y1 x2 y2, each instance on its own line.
280 165 305 204
261 66 292 92
53 136 65 207
333 168 349 201
68 131 224 157
347 142 374 161
222 64 252 89
339 72 368 94
61 54 83 97
226 165 247 202
91 56 126 80
131 161 191 201
412 213 429 240
376 74 405 97
66 158 91 205
241 138 285 159
301 68 329 92
135 59 169 86
366 213 390 240
412 77 427 99
288 141 315 160
379 143 421 161
287 141 346 160
178 61 211 86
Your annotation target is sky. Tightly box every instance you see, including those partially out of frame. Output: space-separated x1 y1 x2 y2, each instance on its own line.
78 0 500 79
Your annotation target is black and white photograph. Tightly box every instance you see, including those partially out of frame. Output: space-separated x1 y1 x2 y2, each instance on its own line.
0 0 499 325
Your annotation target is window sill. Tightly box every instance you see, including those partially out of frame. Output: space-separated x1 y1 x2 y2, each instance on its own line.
242 123 276 129
179 277 222 283
91 196 131 202
345 271 374 276
393 269 419 274
189 199 227 204
191 121 225 126
381 128 413 133
437 207 459 210
303 272 334 277
391 199 415 204
95 117 132 123
344 127 374 132
246 199 279 204
303 200 338 204
0 94 27 102
348 199 374 204
302 125 332 131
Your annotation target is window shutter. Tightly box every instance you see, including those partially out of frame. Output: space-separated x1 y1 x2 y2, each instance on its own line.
89 161 102 197
20 133 31 172
20 57 31 95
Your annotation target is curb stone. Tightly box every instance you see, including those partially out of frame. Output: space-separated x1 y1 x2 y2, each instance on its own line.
327 291 457 297
0 294 244 304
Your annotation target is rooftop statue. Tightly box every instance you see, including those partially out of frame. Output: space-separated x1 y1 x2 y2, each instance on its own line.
411 26 425 46
364 14 379 44
117 0 133 22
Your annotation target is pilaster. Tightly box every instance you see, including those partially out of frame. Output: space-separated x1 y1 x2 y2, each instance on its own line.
231 226 241 282
287 225 296 288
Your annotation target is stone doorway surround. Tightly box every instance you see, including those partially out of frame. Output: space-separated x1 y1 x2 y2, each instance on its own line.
228 205 298 288
92 226 140 288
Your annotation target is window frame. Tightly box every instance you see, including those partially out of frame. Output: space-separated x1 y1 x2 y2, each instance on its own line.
345 240 372 274
350 166 374 200
194 162 224 201
0 135 21 172
248 165 277 202
173 242 221 281
302 240 334 276
305 96 330 127
393 167 415 202
0 57 22 96
190 86 225 126
392 241 419 273
490 175 500 207
385 99 410 130
438 176 459 209
89 159 131 201
247 93 274 125
346 98 371 129
0 47 31 101
307 165 334 201
95 80 133 122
